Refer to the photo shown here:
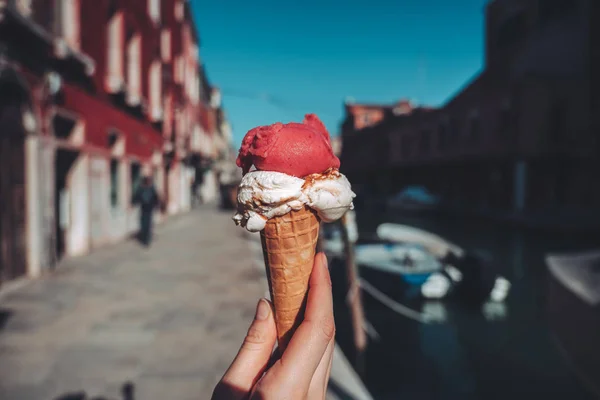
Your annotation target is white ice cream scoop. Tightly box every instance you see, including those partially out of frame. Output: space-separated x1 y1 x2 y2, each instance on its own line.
233 170 355 232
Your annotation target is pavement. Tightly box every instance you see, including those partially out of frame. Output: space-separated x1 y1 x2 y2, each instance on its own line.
0 205 372 400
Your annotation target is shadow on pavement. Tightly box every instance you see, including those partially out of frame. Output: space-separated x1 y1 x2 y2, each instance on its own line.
212 379 357 400
0 308 13 330
128 231 153 248
211 382 269 399
53 381 135 400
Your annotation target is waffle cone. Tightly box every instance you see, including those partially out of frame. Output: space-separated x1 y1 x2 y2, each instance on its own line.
260 206 320 354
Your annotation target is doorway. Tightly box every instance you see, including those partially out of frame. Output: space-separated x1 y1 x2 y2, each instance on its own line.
54 149 79 261
0 93 28 284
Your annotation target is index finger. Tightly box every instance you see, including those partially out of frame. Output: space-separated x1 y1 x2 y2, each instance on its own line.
272 253 336 384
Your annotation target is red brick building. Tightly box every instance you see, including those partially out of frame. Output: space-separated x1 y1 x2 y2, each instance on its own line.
0 0 227 286
340 0 599 227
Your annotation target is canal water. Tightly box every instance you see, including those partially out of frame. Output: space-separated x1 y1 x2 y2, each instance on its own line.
330 209 598 400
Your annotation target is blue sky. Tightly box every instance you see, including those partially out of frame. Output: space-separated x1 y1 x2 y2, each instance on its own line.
191 0 489 147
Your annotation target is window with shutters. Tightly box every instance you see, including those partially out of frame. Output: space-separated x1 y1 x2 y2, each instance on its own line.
57 0 80 50
148 0 160 24
126 34 142 106
161 29 172 62
191 69 200 104
174 0 185 21
149 61 163 121
106 11 124 92
174 55 184 83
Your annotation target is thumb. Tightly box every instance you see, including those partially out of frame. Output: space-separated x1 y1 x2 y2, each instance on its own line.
213 299 277 399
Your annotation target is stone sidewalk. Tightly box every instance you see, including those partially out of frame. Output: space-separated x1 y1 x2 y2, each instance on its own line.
0 206 372 400
0 207 267 399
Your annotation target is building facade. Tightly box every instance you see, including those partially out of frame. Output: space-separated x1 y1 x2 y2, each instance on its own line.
0 0 225 287
340 0 599 225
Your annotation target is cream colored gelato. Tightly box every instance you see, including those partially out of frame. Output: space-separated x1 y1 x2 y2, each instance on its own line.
233 169 355 232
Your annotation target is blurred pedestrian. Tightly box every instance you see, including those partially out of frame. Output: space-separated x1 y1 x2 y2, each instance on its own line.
191 173 203 207
133 176 161 246
191 162 209 208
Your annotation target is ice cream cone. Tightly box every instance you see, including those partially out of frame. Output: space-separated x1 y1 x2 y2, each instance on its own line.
260 205 320 354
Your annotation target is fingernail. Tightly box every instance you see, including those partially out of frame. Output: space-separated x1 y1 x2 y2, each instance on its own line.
255 298 270 320
318 253 332 284
318 252 329 270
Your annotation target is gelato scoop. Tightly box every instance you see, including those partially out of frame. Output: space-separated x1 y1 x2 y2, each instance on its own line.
233 169 355 232
236 114 340 178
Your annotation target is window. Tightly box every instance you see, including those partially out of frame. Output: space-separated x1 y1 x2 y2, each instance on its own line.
190 68 200 105
174 55 184 83
107 131 119 147
191 125 201 152
147 0 160 24
191 43 199 62
174 0 185 21
149 61 163 121
126 34 142 105
161 29 171 62
130 162 141 204
57 0 80 50
110 159 120 208
106 12 124 92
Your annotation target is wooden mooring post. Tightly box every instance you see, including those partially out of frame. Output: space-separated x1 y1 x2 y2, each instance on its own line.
340 213 367 378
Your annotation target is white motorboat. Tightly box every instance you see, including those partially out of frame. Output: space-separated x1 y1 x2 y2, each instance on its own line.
324 220 512 302
322 221 442 286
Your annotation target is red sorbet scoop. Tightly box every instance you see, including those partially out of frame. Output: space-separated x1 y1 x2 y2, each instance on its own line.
236 114 340 178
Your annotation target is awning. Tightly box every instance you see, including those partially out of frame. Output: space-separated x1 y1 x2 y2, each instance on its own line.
59 83 162 159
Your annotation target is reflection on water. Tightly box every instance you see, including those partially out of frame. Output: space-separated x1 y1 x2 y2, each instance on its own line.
481 300 508 321
418 315 477 400
421 301 448 323
332 209 598 400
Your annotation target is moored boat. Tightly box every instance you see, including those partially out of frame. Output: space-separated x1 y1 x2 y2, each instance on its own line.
323 221 511 302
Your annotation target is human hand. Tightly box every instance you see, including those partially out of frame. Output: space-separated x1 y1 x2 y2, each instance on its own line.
212 253 335 400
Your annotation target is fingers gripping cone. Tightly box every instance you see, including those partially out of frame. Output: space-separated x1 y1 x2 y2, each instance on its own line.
260 206 320 354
